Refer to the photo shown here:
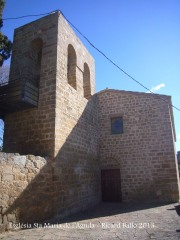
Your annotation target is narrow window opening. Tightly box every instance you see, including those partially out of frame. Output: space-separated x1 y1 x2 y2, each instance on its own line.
67 44 77 89
83 63 91 100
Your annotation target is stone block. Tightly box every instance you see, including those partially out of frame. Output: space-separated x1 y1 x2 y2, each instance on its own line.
28 155 36 161
34 161 43 169
0 224 6 233
3 165 13 174
2 174 14 181
27 172 35 181
7 214 16 222
12 167 21 174
2 215 7 224
0 199 8 208
13 156 26 166
2 208 7 215
14 173 26 181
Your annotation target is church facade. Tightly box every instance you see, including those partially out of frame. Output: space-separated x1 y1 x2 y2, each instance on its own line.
0 11 179 222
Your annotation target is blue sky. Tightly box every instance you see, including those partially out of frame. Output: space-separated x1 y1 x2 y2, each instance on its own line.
1 0 180 151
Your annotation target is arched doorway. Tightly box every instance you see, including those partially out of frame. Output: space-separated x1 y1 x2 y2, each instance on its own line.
101 169 122 202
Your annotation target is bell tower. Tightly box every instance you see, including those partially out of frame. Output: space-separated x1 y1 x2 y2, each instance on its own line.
1 11 96 157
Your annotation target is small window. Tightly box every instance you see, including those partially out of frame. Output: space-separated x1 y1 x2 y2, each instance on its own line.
67 44 77 90
111 117 123 134
83 63 91 99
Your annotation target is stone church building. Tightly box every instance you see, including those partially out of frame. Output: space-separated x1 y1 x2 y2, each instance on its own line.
0 11 179 225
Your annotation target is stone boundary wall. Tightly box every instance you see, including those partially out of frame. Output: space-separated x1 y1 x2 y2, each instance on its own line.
0 153 53 232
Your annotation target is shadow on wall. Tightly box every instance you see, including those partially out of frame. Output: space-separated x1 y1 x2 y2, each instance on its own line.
2 158 54 225
2 98 101 230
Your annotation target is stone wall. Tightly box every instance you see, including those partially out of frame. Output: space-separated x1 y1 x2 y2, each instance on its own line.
52 95 101 217
52 14 101 217
3 12 59 157
2 12 101 230
0 153 53 232
97 89 180 203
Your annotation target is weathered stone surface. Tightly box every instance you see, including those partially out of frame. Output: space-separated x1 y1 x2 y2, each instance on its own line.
0 224 5 233
3 166 12 174
7 214 16 222
14 173 26 181
2 174 13 182
0 153 52 232
27 172 35 181
13 156 26 166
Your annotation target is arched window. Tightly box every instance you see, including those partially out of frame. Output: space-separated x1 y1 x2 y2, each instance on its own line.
30 38 43 86
67 44 77 89
83 63 91 99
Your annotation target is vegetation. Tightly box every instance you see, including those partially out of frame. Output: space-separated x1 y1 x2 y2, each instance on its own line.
0 119 3 151
0 60 9 152
0 0 11 151
0 0 12 66
0 63 9 83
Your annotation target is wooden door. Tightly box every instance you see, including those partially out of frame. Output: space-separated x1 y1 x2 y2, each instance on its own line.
101 169 122 202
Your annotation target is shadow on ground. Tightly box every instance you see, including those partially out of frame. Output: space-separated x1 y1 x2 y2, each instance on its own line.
46 202 179 225
175 204 180 216
166 203 180 234
167 203 180 216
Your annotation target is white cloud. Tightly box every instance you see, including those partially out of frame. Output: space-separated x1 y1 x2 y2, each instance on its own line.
177 134 180 140
147 83 166 93
176 135 180 152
